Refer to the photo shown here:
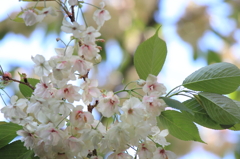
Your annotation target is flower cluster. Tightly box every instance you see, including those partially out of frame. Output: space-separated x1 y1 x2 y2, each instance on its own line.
1 1 176 159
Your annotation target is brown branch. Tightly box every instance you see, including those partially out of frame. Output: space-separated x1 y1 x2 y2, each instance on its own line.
8 77 35 90
87 100 99 113
71 6 75 22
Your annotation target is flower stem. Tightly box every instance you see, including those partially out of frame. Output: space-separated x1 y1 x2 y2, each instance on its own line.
165 85 182 97
0 93 7 106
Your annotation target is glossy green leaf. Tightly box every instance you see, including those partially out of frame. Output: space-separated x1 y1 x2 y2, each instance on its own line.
183 62 240 94
199 92 240 125
182 99 223 130
0 122 22 149
229 100 240 130
19 78 39 98
134 28 167 80
0 140 38 159
161 97 193 114
158 110 204 143
207 50 221 65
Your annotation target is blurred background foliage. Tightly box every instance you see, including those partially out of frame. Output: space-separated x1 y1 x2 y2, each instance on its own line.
1 0 240 158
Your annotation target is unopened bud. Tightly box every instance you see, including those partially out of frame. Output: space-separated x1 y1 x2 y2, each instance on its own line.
96 39 105 43
56 38 61 42
3 72 12 81
95 54 102 64
96 46 102 50
137 79 146 86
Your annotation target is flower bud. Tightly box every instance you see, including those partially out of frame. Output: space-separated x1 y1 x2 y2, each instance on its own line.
137 79 146 86
95 54 102 64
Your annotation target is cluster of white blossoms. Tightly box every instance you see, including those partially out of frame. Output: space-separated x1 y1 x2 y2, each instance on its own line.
1 1 177 159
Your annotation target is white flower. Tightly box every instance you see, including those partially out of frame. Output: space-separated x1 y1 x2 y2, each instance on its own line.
61 18 85 38
78 43 99 60
96 91 120 117
70 105 94 128
153 147 177 159
82 26 101 44
65 136 84 155
49 99 74 116
56 84 81 103
17 129 36 149
27 97 51 124
37 7 57 16
151 126 170 147
1 95 27 122
81 78 101 105
80 128 102 151
93 2 111 27
33 76 53 98
108 152 132 159
55 46 74 57
31 54 51 76
143 94 166 116
143 74 167 96
38 123 65 146
72 57 93 75
137 140 156 159
127 121 152 145
19 9 45 26
104 123 130 152
121 97 146 125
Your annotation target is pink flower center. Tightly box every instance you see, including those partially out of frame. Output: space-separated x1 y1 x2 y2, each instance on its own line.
128 108 133 114
149 84 155 91
100 10 105 14
43 83 48 88
64 88 69 94
109 99 115 105
50 129 57 133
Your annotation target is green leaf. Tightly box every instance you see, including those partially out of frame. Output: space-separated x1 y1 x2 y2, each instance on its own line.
0 122 22 149
182 99 223 130
199 92 240 125
183 62 240 94
229 100 240 130
161 97 193 115
158 110 204 143
207 50 221 65
134 28 167 80
0 140 38 159
19 78 39 98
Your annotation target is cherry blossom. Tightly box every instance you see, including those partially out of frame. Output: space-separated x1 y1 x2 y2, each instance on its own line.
31 54 51 76
143 74 167 96
1 95 27 122
151 126 170 147
137 140 156 159
3 1 178 158
78 43 100 60
61 18 85 38
19 9 45 26
82 26 101 44
153 147 177 159
96 91 120 117
93 2 111 27
143 94 166 116
81 78 101 105
56 84 81 103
